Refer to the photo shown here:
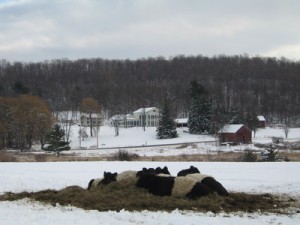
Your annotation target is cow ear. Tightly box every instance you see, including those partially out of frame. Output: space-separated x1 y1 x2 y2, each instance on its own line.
113 172 117 177
104 171 107 176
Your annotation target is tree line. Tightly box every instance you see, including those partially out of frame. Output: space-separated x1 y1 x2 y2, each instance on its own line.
0 55 299 125
0 94 102 151
0 95 53 150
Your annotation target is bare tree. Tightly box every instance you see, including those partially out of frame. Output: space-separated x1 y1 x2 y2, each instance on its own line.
284 123 290 139
80 97 101 137
113 119 119 136
58 109 77 143
0 55 299 125
0 95 53 150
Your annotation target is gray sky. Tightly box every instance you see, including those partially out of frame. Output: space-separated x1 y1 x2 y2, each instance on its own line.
1 0 300 62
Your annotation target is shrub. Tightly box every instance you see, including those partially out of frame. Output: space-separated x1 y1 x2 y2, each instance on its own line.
112 149 138 161
261 145 278 162
239 149 257 162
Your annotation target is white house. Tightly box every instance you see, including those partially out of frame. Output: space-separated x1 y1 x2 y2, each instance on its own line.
133 107 160 127
80 113 102 127
109 114 140 127
109 107 160 127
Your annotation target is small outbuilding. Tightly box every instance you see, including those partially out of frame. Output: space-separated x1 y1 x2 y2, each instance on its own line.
257 115 266 128
219 124 252 144
175 118 188 127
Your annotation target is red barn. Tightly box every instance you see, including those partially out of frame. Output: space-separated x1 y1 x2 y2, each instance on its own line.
219 124 252 144
257 116 266 128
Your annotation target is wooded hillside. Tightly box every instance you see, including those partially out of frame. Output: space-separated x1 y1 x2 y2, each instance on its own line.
0 55 299 124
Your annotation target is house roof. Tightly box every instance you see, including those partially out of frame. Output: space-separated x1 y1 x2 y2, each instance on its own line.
257 115 266 121
175 118 188 123
219 124 246 133
80 113 101 118
134 107 158 114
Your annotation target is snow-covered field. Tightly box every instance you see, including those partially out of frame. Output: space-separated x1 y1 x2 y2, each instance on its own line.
64 126 300 158
1 126 300 224
0 161 300 225
70 126 300 149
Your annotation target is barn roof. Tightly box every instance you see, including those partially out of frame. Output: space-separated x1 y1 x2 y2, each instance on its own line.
219 124 246 133
257 115 266 121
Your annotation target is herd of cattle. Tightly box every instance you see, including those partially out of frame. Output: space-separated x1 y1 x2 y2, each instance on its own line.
87 166 229 199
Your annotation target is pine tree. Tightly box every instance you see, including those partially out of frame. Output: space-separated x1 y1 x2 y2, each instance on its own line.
188 80 213 134
228 107 244 124
245 111 259 137
156 98 178 139
44 124 70 156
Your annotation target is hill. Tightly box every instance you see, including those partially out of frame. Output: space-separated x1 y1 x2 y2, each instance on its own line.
1 55 299 123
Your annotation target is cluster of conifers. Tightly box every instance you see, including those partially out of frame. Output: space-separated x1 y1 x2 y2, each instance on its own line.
87 166 229 199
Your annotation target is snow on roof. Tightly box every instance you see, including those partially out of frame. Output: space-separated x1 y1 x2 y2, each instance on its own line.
175 118 188 123
80 113 101 118
109 114 124 120
219 124 244 133
134 107 158 114
257 115 266 121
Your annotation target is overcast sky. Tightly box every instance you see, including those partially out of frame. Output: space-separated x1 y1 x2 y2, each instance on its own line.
0 0 300 62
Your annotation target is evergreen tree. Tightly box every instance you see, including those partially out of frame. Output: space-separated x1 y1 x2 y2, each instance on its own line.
228 107 244 124
44 124 70 156
245 111 259 137
156 98 178 139
188 80 213 134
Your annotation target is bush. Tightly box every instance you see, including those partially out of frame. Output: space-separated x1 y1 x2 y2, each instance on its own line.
239 149 257 162
111 149 138 161
261 145 279 162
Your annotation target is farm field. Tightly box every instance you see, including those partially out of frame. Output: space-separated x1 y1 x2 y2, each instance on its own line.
0 161 300 225
0 126 300 224
5 126 300 162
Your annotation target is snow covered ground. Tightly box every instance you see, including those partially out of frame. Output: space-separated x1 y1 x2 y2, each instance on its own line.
1 126 300 224
63 126 300 158
70 126 300 149
0 161 300 225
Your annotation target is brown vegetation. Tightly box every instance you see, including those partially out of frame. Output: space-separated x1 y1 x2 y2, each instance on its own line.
0 151 18 162
0 95 54 151
1 150 300 162
0 180 298 214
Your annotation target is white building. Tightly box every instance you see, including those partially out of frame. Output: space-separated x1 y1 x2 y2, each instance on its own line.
80 113 102 127
175 118 188 127
109 107 160 127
